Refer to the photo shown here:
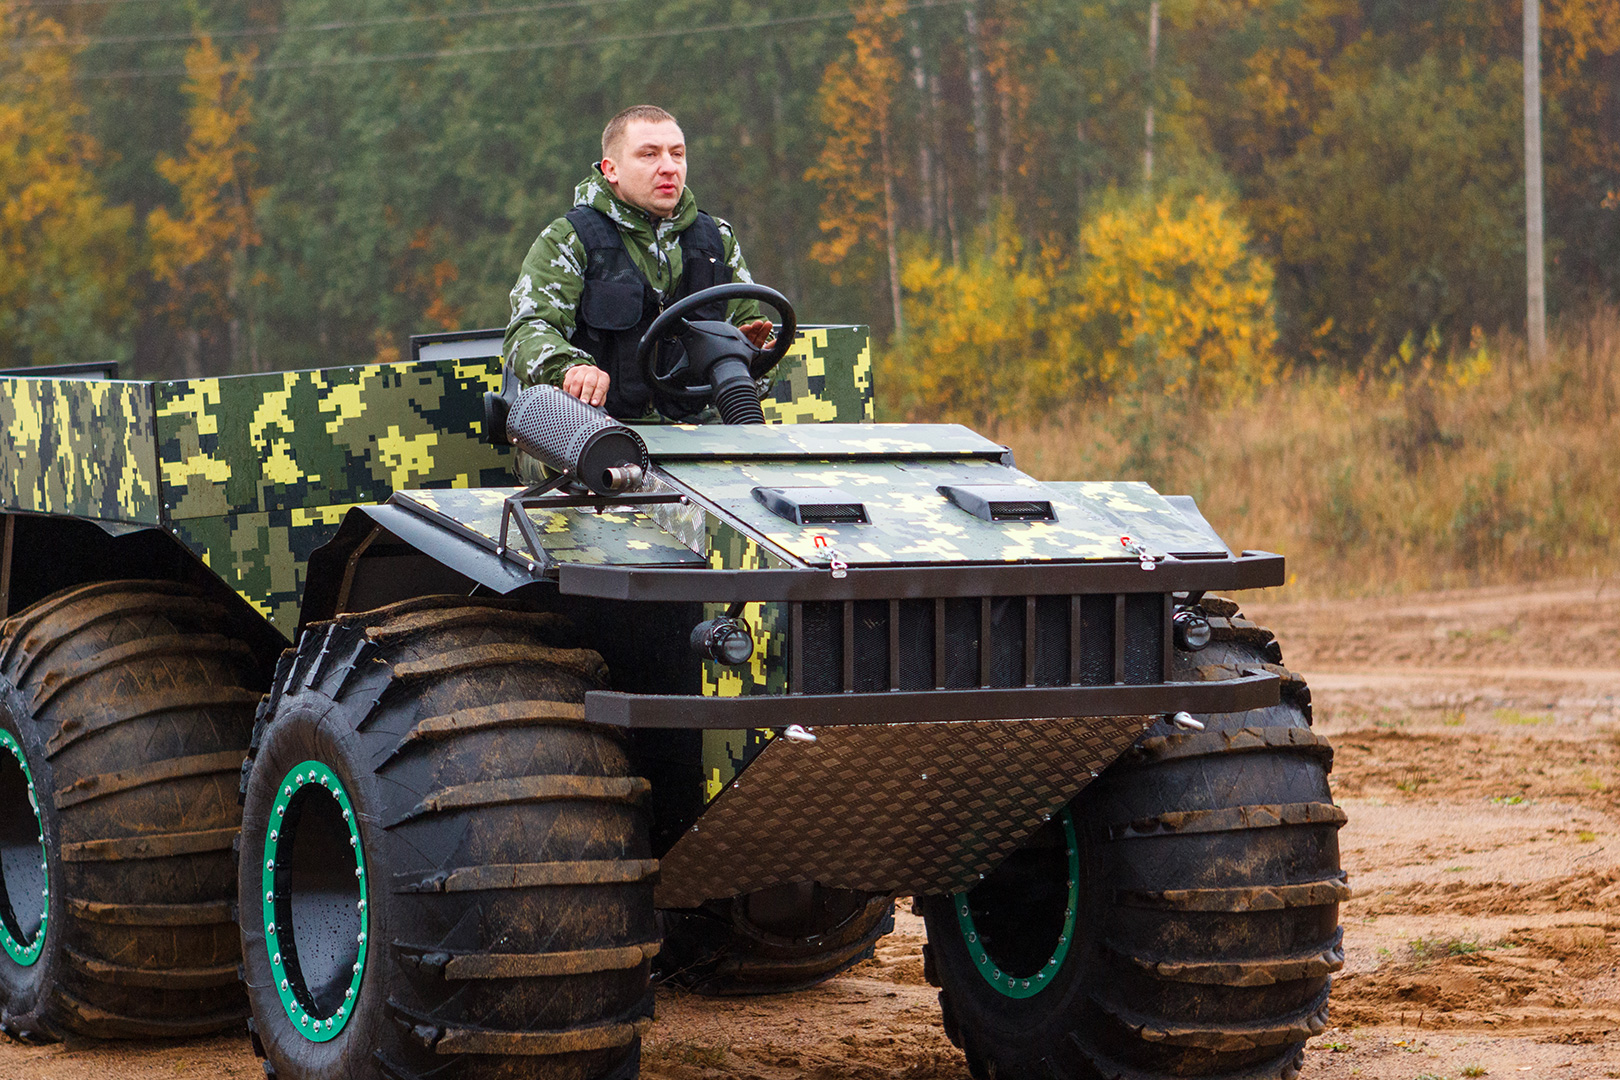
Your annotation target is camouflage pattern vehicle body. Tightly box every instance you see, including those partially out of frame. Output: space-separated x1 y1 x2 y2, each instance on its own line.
0 325 1341 1080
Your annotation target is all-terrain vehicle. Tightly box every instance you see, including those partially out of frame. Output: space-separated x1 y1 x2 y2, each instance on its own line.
0 284 1342 1080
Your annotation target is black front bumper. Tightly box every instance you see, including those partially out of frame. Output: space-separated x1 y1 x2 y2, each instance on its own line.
585 670 1278 728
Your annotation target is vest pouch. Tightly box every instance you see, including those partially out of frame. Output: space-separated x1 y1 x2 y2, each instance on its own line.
579 277 644 332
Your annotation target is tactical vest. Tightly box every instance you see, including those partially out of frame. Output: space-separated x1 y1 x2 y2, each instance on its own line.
564 205 731 419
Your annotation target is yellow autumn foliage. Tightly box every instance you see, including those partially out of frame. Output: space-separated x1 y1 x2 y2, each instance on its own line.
1071 194 1279 399
147 35 262 364
886 194 1279 423
0 9 136 366
804 0 905 284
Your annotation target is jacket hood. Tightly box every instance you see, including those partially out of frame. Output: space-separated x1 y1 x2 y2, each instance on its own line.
572 168 698 242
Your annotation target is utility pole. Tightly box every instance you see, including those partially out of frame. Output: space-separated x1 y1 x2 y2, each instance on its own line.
964 0 991 226
1144 0 1159 191
1524 0 1547 364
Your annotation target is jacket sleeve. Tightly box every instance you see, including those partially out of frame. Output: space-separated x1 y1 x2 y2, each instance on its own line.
715 218 764 327
504 218 595 388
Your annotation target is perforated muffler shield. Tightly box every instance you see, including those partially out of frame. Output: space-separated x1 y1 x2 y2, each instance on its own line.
654 716 1153 908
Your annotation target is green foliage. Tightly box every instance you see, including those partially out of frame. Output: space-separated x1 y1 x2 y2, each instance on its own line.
1267 56 1524 360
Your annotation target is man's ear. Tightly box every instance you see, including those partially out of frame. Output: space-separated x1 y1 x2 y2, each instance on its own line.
600 157 619 184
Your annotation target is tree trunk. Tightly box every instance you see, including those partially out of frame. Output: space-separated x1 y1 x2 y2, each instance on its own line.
1076 118 1088 221
880 117 904 340
931 69 961 265
182 327 202 378
1144 0 1159 190
770 43 803 302
909 27 936 239
998 74 1014 203
1523 0 1547 365
964 0 992 227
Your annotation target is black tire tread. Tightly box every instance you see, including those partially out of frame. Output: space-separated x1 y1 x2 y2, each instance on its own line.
1106 927 1344 986
397 858 659 893
926 603 1340 1080
240 595 654 1079
1093 983 1332 1048
61 946 239 989
0 579 265 1040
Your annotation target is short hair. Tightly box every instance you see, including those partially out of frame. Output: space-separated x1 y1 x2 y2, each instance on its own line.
602 105 679 160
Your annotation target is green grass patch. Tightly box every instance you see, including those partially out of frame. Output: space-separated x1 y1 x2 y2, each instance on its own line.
1493 708 1552 726
1410 936 1484 963
642 1038 731 1068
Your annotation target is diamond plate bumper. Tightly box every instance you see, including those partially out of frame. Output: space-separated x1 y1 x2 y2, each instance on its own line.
654 715 1152 908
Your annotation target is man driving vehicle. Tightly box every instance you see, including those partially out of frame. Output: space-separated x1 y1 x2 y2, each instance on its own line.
503 105 773 421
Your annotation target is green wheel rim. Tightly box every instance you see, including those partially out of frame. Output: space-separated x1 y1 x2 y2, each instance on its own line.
263 760 368 1042
956 807 1079 999
0 730 47 967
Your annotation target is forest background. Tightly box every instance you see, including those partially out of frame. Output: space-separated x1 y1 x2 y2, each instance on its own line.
2 0 1618 592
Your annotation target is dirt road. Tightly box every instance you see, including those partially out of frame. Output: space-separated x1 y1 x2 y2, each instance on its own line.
5 579 1619 1078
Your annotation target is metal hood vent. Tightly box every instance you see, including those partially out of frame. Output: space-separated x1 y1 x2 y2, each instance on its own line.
938 484 1056 522
752 486 870 525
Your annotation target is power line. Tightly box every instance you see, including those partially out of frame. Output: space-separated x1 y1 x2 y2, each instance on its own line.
5 0 626 51
34 1 965 83
11 0 180 8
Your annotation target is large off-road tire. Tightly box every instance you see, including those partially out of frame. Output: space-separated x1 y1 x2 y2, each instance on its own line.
921 605 1345 1080
238 597 657 1080
0 580 266 1040
658 884 894 995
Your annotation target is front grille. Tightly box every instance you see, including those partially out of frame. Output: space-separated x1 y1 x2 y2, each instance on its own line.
789 591 1171 694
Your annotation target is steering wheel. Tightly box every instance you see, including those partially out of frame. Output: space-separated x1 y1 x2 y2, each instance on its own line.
635 283 798 420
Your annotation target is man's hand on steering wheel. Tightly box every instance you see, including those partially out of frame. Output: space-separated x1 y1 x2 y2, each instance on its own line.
739 318 774 350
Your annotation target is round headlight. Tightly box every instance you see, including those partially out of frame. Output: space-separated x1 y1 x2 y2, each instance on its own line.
1173 609 1212 652
690 616 755 666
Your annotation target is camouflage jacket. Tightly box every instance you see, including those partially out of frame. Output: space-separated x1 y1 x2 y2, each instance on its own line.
504 170 761 394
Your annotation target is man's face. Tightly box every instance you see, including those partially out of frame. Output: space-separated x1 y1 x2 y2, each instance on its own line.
601 119 687 218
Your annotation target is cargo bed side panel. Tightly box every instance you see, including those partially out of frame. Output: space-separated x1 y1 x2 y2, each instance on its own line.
0 377 160 524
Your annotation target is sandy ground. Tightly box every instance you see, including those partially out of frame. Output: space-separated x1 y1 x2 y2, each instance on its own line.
5 578 1620 1079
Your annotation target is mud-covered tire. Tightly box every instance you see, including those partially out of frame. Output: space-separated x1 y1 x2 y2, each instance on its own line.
658 885 894 995
0 580 267 1040
922 608 1344 1080
238 596 657 1080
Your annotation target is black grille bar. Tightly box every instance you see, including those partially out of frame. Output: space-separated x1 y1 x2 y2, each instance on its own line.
1069 595 1082 685
587 672 1280 728
1024 595 1038 687
790 601 804 692
979 597 993 688
1113 594 1127 685
842 600 856 692
889 599 902 691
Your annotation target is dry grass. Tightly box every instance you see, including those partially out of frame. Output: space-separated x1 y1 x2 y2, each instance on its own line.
963 309 1620 595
